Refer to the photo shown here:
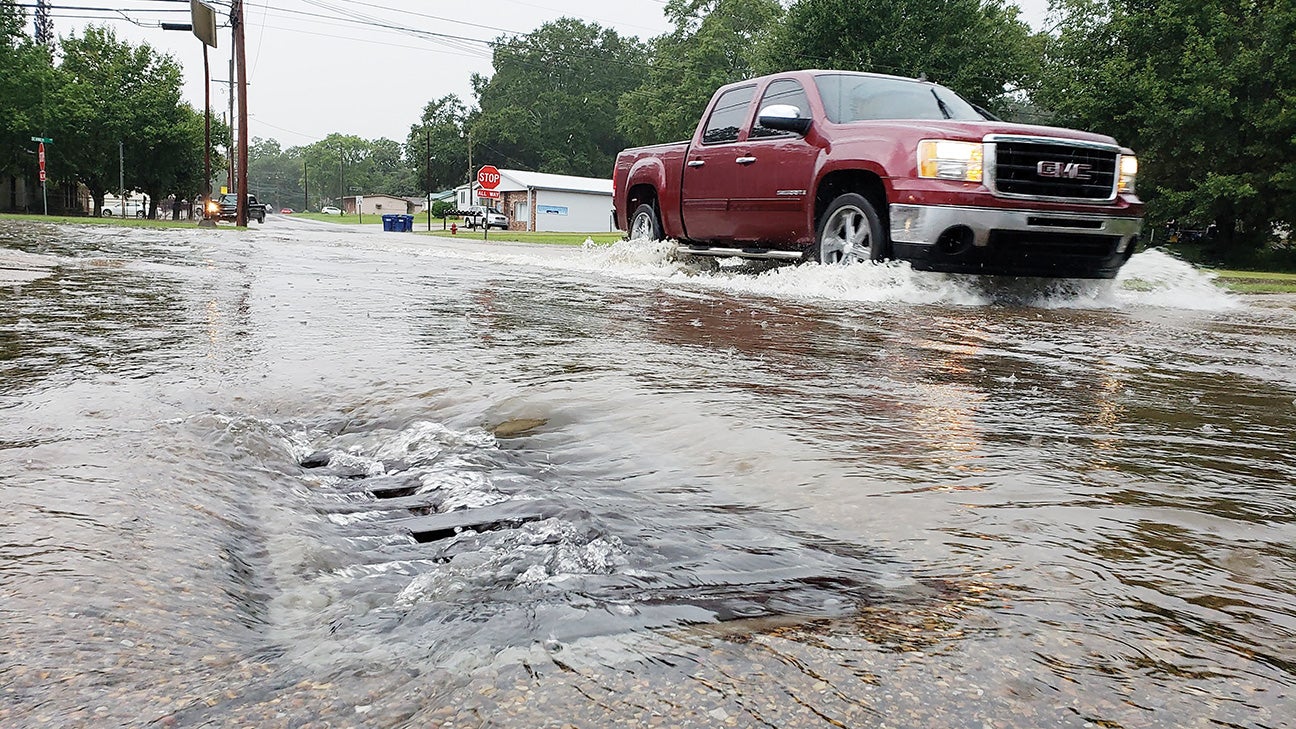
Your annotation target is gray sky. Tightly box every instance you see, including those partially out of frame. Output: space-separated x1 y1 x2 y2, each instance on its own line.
47 0 1051 148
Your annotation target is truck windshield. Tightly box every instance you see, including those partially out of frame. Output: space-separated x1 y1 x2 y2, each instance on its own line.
814 74 984 123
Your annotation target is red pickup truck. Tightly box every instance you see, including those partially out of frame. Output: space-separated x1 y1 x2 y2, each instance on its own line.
612 70 1144 279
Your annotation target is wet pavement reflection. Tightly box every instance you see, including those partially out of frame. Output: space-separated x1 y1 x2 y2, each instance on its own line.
2 218 1294 727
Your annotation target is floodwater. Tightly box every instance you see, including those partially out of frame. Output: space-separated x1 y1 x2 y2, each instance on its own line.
1 216 1293 728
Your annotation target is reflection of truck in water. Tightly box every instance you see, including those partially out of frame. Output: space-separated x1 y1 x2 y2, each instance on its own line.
204 193 267 224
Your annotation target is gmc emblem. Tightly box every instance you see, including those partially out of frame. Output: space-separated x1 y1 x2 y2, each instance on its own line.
1037 161 1093 180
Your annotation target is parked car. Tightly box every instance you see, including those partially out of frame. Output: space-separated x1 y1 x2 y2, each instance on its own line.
612 69 1144 279
463 205 509 230
280 207 294 214
321 206 342 215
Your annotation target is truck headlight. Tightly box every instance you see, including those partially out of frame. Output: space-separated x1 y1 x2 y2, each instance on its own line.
205 201 219 213
1118 154 1138 193
918 140 983 182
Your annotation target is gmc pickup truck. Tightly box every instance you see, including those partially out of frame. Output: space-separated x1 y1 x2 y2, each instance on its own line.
203 193 267 224
612 70 1144 278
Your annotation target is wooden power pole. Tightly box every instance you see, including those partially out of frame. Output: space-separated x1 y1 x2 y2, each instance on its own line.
233 0 249 226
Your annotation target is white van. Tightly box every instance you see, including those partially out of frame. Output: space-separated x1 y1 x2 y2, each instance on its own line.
463 205 509 230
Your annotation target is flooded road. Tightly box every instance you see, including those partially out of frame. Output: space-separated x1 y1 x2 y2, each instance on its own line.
2 217 1294 728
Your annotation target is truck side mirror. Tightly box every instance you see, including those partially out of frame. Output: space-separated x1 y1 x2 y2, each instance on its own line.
757 104 812 135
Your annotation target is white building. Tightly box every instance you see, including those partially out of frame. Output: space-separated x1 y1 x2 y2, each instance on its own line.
454 169 615 233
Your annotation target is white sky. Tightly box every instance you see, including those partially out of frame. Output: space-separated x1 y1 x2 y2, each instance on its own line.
43 0 1051 148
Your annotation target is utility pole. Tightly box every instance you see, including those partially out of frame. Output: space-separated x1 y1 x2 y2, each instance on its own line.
203 46 211 202
233 0 249 227
303 158 308 212
426 128 431 231
119 140 125 217
338 146 345 212
226 68 234 191
34 0 53 55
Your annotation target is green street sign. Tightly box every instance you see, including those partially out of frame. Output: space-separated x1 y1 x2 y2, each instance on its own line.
31 136 53 143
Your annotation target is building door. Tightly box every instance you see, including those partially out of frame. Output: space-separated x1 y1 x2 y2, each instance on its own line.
514 200 528 231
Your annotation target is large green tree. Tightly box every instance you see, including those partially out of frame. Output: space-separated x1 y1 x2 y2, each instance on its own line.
0 2 55 183
472 18 647 177
1039 0 1295 250
50 26 202 215
618 0 783 147
247 137 302 211
404 94 470 193
756 0 1041 114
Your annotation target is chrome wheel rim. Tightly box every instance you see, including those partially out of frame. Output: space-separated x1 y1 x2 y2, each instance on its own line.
629 210 657 241
819 205 871 264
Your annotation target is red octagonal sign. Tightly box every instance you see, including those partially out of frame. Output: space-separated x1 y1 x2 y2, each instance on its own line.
477 165 501 190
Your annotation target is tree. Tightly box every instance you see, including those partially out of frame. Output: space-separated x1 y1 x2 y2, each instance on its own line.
49 26 202 215
472 18 647 177
0 2 55 184
1039 0 1296 250
248 137 302 210
404 94 469 193
756 0 1041 115
618 0 783 147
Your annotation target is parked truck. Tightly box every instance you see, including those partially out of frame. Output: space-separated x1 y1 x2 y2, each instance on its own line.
612 70 1144 278
204 192 267 224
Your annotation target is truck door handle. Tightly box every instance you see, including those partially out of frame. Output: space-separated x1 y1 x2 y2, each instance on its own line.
687 160 705 168
735 156 757 165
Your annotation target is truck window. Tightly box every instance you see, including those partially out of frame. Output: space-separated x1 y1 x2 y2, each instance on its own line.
814 74 982 123
701 85 756 145
750 79 812 139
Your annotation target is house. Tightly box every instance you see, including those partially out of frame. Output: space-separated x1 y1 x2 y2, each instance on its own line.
1 175 88 215
453 169 615 233
342 193 419 216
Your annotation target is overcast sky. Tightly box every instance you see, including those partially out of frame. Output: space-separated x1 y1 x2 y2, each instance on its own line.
43 0 1051 148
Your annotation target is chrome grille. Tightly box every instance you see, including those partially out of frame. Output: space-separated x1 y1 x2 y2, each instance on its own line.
992 140 1118 201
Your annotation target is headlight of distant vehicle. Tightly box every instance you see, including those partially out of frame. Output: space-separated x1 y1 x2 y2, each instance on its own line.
205 201 219 213
1118 154 1138 193
917 140 983 182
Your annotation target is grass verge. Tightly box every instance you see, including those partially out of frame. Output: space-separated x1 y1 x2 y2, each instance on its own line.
0 212 208 229
1207 269 1296 294
420 229 624 246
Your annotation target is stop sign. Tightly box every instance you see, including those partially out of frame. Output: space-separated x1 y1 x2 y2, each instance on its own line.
477 165 501 190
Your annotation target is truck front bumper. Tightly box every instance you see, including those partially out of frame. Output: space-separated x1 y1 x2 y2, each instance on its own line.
889 204 1144 279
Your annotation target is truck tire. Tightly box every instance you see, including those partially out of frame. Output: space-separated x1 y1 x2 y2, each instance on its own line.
628 202 663 241
811 193 888 264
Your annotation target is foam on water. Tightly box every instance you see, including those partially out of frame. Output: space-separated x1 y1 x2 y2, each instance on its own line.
403 235 1242 312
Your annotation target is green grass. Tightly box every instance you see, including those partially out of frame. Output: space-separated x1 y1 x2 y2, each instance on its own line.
0 212 210 228
420 229 624 246
291 212 383 225
1207 268 1296 294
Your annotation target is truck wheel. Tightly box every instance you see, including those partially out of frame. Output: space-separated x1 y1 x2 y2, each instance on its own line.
629 203 662 241
812 193 888 264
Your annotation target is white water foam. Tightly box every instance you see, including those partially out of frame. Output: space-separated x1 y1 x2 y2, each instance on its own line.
572 240 1242 312
395 234 1242 312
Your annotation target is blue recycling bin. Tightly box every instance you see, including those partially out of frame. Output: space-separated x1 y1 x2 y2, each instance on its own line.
381 214 397 232
400 214 415 232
